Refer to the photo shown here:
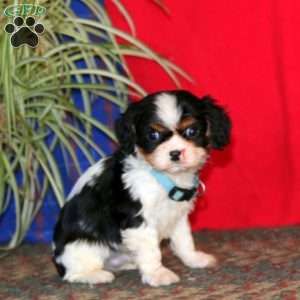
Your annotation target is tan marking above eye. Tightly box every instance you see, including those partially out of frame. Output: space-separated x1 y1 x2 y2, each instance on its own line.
150 123 168 132
177 116 197 131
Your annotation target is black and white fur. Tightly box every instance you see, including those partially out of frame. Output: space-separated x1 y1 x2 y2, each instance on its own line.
52 90 231 287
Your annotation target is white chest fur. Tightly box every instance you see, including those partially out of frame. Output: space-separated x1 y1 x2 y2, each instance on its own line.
150 195 193 240
122 156 195 240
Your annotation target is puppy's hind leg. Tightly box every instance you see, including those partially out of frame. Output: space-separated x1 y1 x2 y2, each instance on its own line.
55 241 115 284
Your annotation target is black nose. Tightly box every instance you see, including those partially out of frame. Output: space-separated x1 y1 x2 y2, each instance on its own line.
170 150 181 161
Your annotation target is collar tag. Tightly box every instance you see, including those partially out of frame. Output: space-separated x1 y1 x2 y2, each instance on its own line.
169 186 197 202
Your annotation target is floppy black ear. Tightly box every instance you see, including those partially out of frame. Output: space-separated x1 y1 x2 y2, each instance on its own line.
200 96 231 149
114 105 137 155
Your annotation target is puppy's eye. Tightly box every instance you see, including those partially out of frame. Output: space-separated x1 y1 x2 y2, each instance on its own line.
184 127 199 138
148 129 161 141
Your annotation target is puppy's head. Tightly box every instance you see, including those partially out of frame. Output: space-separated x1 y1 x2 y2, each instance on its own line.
115 90 231 174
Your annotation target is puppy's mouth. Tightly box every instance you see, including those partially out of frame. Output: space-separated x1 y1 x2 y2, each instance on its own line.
167 165 191 174
167 162 201 174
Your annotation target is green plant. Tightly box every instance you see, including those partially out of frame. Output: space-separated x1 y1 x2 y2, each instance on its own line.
0 0 190 251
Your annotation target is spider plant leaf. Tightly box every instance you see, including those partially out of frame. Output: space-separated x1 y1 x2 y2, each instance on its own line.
0 151 21 250
64 123 106 158
81 0 134 83
30 69 146 96
111 0 137 36
24 83 140 102
47 102 116 146
151 0 171 16
33 150 65 207
2 36 15 140
0 188 12 217
68 18 183 86
75 109 117 142
35 142 64 196
38 102 55 122
46 121 82 174
0 157 6 214
62 128 96 166
109 47 194 83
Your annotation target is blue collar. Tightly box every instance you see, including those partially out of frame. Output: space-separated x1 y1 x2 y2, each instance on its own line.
150 169 205 202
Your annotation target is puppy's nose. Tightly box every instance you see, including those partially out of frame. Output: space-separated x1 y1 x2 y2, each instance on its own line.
170 150 181 161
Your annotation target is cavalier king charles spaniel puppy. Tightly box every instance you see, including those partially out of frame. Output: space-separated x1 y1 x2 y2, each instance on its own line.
52 90 231 287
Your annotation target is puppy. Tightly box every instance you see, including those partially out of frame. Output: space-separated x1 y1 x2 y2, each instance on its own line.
52 90 231 287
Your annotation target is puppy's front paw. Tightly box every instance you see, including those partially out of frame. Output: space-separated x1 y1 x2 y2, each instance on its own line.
183 251 217 269
142 266 180 287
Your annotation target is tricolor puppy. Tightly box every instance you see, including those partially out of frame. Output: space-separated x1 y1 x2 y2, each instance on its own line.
52 90 231 287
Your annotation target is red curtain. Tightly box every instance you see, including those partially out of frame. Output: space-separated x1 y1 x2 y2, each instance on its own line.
107 0 300 230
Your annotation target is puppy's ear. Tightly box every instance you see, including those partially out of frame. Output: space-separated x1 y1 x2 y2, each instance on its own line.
200 96 231 149
115 104 137 155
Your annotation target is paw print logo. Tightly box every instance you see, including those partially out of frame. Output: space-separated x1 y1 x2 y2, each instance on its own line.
4 16 45 48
